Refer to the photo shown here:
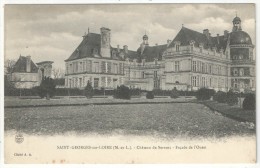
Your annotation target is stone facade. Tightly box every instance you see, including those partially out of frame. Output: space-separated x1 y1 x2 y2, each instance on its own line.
8 56 53 89
65 16 255 93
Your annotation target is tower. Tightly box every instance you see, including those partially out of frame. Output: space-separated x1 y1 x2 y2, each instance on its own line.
143 34 149 45
100 27 111 58
232 15 242 32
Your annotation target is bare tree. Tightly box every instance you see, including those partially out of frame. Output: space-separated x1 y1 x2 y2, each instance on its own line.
52 68 65 79
4 59 16 75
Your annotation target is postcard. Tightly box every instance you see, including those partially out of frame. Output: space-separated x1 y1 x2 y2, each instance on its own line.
3 3 256 164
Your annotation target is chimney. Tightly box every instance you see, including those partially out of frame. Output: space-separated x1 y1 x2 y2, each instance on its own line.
123 45 128 54
117 45 120 52
224 30 229 39
155 43 158 46
100 27 111 58
167 39 172 47
203 29 210 39
26 56 31 72
217 34 220 44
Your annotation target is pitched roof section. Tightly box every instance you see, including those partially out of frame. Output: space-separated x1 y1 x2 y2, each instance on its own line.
136 44 167 62
65 33 101 62
12 56 38 73
66 32 137 62
111 47 138 61
169 27 228 52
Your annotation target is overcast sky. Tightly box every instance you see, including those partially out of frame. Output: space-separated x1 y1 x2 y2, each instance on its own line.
4 4 255 70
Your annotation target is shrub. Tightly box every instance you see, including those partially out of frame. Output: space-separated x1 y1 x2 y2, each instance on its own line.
170 87 179 99
84 80 94 99
226 90 238 106
213 91 227 103
243 94 255 110
146 91 154 99
114 85 131 99
196 88 215 100
36 77 56 99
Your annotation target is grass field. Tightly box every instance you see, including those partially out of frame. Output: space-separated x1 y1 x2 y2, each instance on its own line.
4 103 255 139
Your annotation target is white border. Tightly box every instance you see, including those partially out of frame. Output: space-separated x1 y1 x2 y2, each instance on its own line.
0 0 259 168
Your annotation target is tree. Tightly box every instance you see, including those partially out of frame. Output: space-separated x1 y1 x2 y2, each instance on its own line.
84 80 94 99
52 68 65 79
4 59 16 75
36 77 56 99
170 87 179 99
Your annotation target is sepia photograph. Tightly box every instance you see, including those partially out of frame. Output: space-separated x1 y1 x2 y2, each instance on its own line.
3 3 256 164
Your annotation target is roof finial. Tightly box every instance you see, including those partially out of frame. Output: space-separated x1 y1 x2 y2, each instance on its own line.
145 30 146 35
88 27 90 33
182 24 184 27
235 11 237 17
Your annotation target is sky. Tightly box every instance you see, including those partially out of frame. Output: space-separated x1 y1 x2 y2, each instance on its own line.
4 4 255 70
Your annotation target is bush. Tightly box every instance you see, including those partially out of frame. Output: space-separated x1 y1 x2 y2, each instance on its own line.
213 91 227 103
36 77 56 99
146 91 154 99
196 88 215 100
170 87 179 99
114 85 131 99
243 94 255 110
84 80 94 99
226 90 238 106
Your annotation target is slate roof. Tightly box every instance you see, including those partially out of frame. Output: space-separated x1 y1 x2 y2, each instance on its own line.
110 47 138 61
12 56 38 73
135 44 167 62
229 31 252 45
168 27 228 52
65 32 137 62
65 33 101 61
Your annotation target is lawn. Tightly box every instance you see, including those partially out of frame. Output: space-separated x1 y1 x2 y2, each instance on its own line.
4 103 255 139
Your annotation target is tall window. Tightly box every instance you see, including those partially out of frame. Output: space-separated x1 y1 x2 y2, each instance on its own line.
209 65 212 74
202 77 206 87
192 76 197 86
80 62 83 72
154 71 158 78
79 78 82 87
202 63 205 73
94 78 99 88
176 44 180 52
94 62 99 73
142 71 145 79
175 61 180 72
192 61 197 72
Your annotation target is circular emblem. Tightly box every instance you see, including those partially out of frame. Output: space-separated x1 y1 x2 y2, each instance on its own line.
15 134 24 144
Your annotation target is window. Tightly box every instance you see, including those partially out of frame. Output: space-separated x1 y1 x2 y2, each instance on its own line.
175 61 180 72
234 68 238 76
142 71 145 79
154 71 158 78
192 61 197 72
176 44 180 52
209 78 212 87
83 61 86 72
113 63 118 74
94 78 99 88
209 65 212 74
192 76 197 86
202 77 206 87
202 63 205 73
94 62 99 73
79 78 82 87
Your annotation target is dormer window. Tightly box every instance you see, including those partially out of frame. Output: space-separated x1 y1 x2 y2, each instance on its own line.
93 48 98 55
190 40 195 52
174 41 181 52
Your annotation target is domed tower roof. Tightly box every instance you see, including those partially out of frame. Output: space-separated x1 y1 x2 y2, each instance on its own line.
233 16 241 23
230 31 252 45
143 34 148 40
